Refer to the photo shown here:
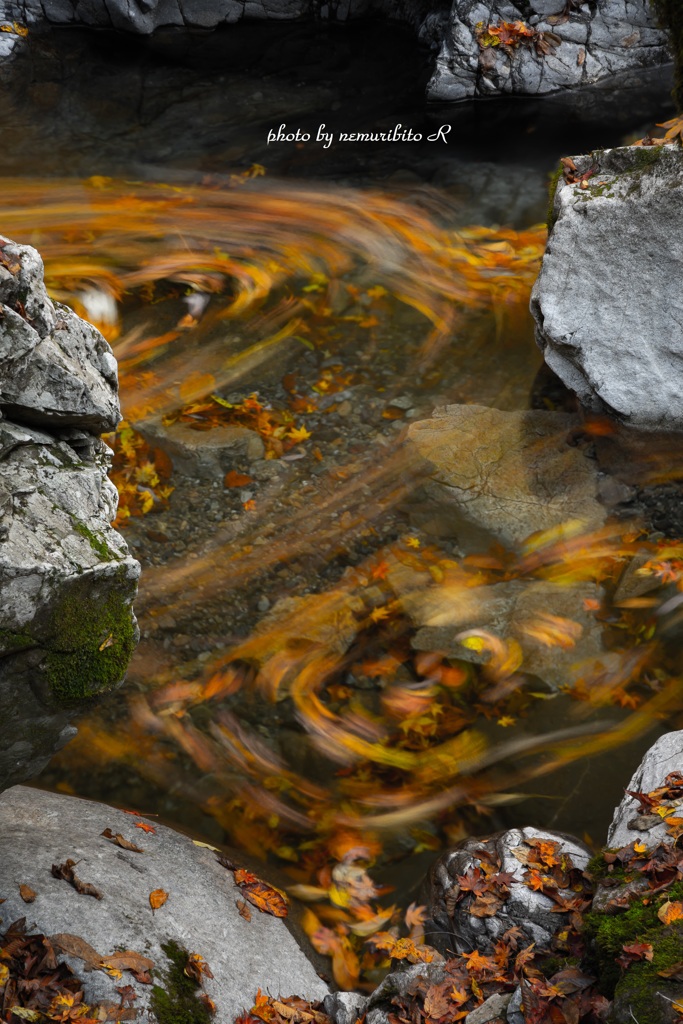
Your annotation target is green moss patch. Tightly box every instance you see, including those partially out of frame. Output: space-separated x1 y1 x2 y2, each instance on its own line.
43 575 137 705
72 516 119 562
584 881 683 999
0 629 34 656
151 941 213 1024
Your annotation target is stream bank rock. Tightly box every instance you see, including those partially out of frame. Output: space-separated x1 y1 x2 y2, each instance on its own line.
0 236 119 433
531 145 683 430
607 729 683 849
424 828 591 958
0 0 673 111
406 405 605 550
426 0 671 102
0 236 139 791
0 786 329 1020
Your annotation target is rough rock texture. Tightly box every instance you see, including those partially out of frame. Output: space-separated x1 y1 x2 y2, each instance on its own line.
406 405 605 549
0 237 139 791
0 786 329 1020
427 0 671 101
1 237 120 433
531 146 683 430
607 730 683 849
424 828 591 957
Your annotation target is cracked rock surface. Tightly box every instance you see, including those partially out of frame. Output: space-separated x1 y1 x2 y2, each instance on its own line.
427 0 671 100
0 237 139 791
532 146 683 430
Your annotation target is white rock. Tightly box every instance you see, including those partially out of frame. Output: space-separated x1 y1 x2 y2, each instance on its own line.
532 146 683 429
607 730 683 848
0 786 329 1021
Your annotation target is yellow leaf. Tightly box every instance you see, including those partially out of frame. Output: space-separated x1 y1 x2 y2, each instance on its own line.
287 426 312 443
658 900 683 925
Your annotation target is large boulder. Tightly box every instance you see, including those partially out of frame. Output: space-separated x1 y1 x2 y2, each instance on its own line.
0 786 329 1021
0 235 139 791
406 405 605 550
426 0 671 102
531 146 683 430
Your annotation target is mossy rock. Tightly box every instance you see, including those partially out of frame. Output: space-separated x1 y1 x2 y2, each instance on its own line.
41 569 138 706
583 878 683 1020
151 941 213 1024
611 924 683 1024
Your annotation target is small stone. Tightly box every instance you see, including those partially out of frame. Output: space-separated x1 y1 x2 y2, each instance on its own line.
257 596 271 612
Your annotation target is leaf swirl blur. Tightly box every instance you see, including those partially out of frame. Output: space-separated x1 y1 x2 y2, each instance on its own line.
9 170 683 990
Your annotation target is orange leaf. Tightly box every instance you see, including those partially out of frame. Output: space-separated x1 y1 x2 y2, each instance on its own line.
224 470 253 488
135 822 157 834
149 889 168 912
658 900 683 925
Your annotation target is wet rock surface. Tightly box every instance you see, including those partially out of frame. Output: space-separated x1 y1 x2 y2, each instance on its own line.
424 827 591 957
406 405 605 549
0 238 139 791
0 785 329 1020
532 145 683 430
427 0 671 102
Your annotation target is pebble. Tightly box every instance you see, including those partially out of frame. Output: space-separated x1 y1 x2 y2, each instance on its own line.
257 596 271 612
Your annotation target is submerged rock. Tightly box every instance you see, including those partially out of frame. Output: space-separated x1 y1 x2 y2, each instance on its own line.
531 146 683 430
136 417 264 481
406 405 605 550
0 786 329 1020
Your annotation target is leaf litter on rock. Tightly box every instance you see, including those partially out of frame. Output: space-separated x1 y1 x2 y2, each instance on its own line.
100 827 144 852
50 860 102 899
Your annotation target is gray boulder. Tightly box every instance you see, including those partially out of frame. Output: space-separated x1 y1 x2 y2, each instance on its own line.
0 786 329 1021
531 146 683 430
0 236 120 434
0 417 139 789
424 827 591 957
607 729 683 849
406 405 605 550
427 0 671 101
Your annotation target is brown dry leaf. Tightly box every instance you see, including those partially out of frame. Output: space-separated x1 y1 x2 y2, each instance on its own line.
224 470 254 488
236 898 252 921
101 828 145 853
19 884 36 903
51 859 103 899
229 866 288 918
199 993 217 1016
51 932 104 969
101 951 155 974
149 888 169 913
658 900 683 925
658 960 683 981
184 952 214 983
